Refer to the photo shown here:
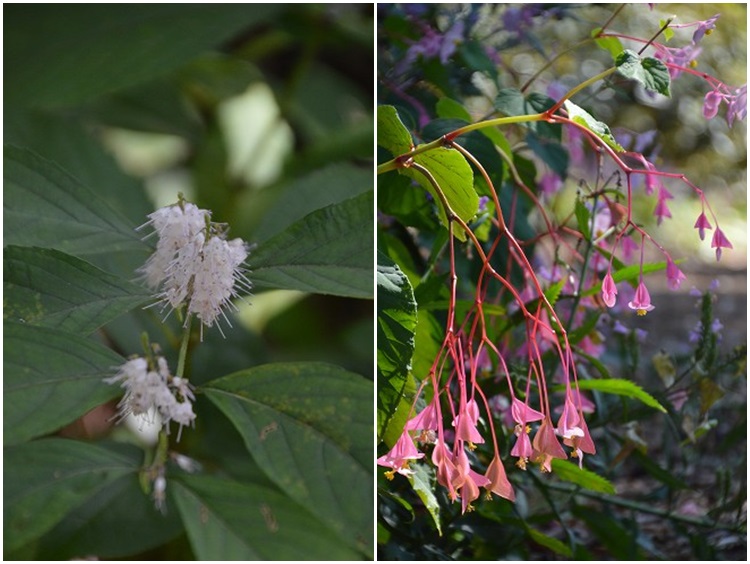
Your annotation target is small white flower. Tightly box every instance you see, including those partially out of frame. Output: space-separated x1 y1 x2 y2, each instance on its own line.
106 355 195 440
138 199 252 338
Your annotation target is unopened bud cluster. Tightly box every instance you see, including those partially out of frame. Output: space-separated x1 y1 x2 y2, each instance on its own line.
138 200 252 336
105 355 195 439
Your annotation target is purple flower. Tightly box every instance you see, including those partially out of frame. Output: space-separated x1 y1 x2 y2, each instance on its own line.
654 44 702 78
727 84 747 127
703 90 723 119
692 14 720 44
693 211 712 241
666 258 687 290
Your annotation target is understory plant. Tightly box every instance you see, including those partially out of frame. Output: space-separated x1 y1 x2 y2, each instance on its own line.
4 5 373 560
377 3 746 559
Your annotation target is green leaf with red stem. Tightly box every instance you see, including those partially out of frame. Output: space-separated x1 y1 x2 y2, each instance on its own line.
591 27 624 58
377 105 414 155
615 49 671 97
564 100 624 152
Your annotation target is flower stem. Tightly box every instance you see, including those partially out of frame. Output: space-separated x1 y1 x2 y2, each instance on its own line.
175 314 193 380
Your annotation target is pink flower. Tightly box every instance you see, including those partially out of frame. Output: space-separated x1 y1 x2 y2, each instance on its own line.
666 258 687 290
562 414 596 468
511 425 534 470
484 453 515 502
510 397 545 425
692 14 720 44
405 400 440 432
601 271 617 308
654 187 673 225
539 172 562 195
726 84 746 127
711 228 733 261
377 429 424 479
556 395 584 442
694 211 713 240
703 90 723 119
531 417 567 473
628 281 655 316
432 440 459 499
453 398 485 446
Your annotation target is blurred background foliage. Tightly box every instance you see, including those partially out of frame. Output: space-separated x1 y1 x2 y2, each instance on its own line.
378 3 745 560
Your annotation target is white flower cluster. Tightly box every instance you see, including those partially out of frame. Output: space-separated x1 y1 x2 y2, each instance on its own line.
138 201 252 337
105 356 196 440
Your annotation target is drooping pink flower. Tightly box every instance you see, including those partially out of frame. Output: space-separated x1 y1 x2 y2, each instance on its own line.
726 84 747 126
531 417 567 473
377 429 424 479
405 400 440 432
628 281 655 316
666 258 687 290
510 396 545 425
601 271 618 308
562 414 596 468
432 440 459 499
453 398 485 446
484 453 515 502
711 228 733 260
654 186 674 225
511 424 534 470
556 394 584 442
694 211 713 240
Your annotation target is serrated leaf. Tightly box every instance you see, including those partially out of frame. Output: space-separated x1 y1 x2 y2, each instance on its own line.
377 105 413 155
203 362 372 557
615 49 671 97
526 526 573 557
575 198 592 240
574 378 667 413
4 145 144 258
408 463 442 535
4 322 124 445
406 146 478 241
377 252 417 441
564 100 624 152
4 439 138 552
543 278 567 308
4 246 151 334
172 474 363 560
551 459 617 494
250 191 373 298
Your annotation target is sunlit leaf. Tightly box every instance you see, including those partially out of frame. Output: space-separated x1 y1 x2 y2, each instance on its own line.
551 459 617 494
615 49 671 97
564 100 624 152
574 378 667 413
377 252 417 441
408 463 442 535
377 105 414 155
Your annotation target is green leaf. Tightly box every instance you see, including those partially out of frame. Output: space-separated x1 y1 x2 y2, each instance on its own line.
5 4 282 109
436 97 472 122
4 322 123 445
204 362 372 557
406 146 478 241
254 163 373 242
563 100 624 152
408 463 442 535
377 105 413 155
4 438 138 552
591 27 624 58
575 197 592 240
615 49 671 97
172 474 364 560
551 459 617 494
377 252 417 441
526 132 568 179
574 378 667 413
35 471 183 559
4 246 151 334
659 19 675 42
526 526 573 557
4 145 144 258
495 89 561 140
250 191 373 298
543 278 567 309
